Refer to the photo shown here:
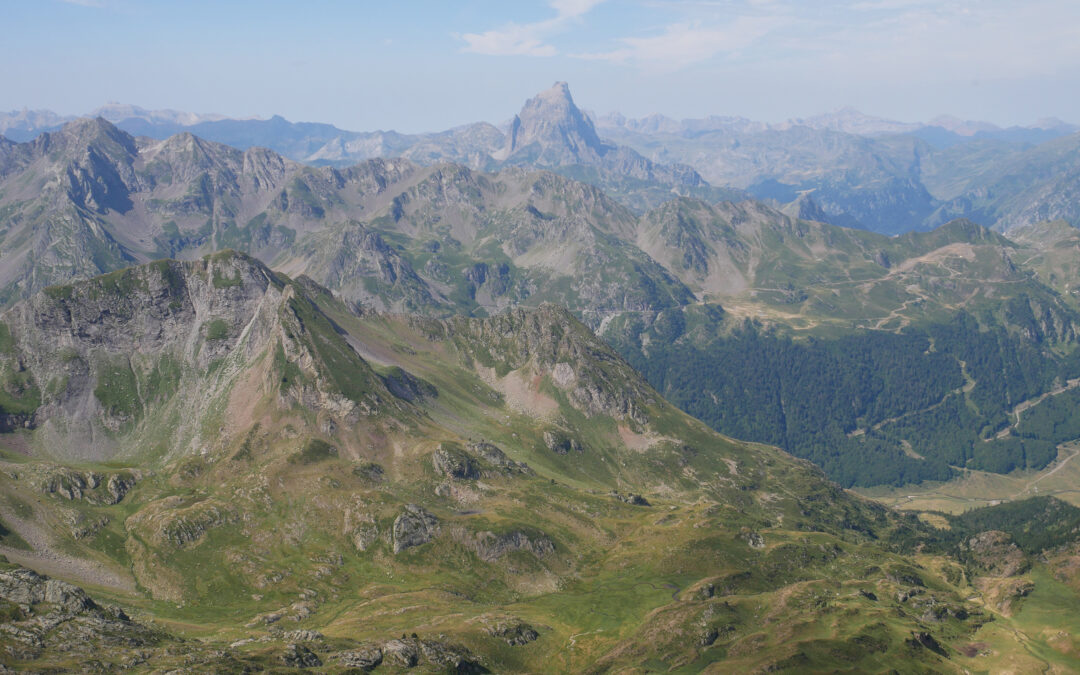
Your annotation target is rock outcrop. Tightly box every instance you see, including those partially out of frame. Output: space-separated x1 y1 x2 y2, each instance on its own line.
483 618 540 646
0 564 166 664
467 441 532 475
468 529 555 563
432 444 480 480
960 530 1030 577
392 504 440 554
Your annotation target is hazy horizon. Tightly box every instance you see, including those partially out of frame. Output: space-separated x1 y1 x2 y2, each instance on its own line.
4 0 1080 134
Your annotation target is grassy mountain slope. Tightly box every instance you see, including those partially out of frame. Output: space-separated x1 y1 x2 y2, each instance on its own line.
1 255 1062 672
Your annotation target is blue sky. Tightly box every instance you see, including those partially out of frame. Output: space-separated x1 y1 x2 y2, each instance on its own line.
4 0 1080 132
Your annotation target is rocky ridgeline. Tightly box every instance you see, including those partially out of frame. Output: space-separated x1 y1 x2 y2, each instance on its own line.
436 304 654 425
0 252 398 461
0 563 167 665
37 468 135 505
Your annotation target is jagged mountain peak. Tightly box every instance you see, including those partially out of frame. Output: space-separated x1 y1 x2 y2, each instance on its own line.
36 116 138 160
496 83 707 194
503 81 607 160
534 80 573 104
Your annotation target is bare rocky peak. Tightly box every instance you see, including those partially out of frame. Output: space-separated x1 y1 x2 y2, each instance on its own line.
499 83 706 188
503 81 609 160
35 117 139 161
781 192 832 223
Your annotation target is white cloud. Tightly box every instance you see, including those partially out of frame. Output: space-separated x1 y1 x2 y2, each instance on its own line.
575 17 784 70
460 23 560 57
459 0 606 57
548 0 607 18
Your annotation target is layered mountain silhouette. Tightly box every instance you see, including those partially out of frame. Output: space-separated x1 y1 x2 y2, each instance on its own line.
7 85 1080 234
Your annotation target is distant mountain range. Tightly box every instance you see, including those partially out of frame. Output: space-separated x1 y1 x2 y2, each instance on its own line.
6 88 1079 234
6 99 1071 149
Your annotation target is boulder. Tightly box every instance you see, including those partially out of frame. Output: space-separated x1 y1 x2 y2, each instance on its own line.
338 645 383 670
543 430 581 455
392 504 440 553
382 638 419 667
484 619 540 646
468 441 532 474
432 445 479 480
280 643 322 668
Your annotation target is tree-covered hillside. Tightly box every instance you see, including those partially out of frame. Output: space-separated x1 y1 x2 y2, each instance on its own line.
612 309 1080 487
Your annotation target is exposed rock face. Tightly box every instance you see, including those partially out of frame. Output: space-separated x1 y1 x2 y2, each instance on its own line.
282 629 324 643
299 221 439 312
501 82 705 188
544 430 582 455
382 366 437 403
432 444 480 480
611 491 650 506
470 530 555 563
0 252 397 462
392 504 440 553
0 565 165 663
505 82 606 162
446 305 654 425
280 642 322 668
467 441 532 474
127 497 238 549
383 638 420 667
381 636 484 672
960 530 1030 577
907 631 946 655
38 468 135 505
352 462 385 483
483 618 540 646
745 531 765 549
338 645 383 670
106 473 136 503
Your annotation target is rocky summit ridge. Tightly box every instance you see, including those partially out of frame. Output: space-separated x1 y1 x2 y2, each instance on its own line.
498 82 706 190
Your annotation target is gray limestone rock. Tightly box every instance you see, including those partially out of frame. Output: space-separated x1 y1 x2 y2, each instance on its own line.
392 504 440 554
484 619 540 646
280 643 322 668
432 444 479 480
543 430 581 455
338 645 383 671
